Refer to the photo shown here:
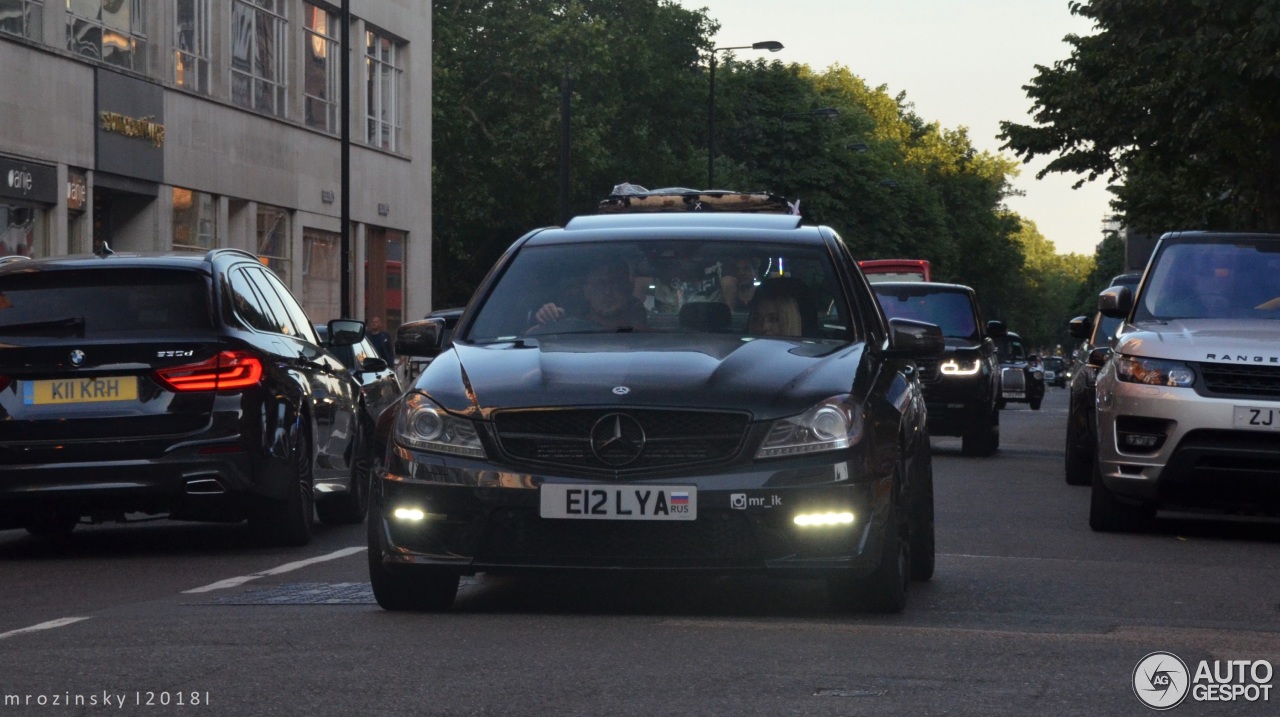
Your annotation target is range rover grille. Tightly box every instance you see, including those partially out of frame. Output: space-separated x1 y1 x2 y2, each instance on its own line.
493 408 750 474
916 358 940 383
1198 362 1280 398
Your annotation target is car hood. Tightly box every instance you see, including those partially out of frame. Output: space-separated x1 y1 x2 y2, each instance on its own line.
1119 319 1280 364
416 333 866 421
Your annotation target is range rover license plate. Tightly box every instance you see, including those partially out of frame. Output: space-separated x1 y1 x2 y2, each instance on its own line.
1233 406 1280 431
540 485 697 521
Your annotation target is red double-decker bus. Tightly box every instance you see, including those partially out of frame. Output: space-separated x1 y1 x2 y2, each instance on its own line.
858 259 931 283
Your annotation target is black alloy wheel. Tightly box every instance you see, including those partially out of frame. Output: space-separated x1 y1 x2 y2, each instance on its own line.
366 503 460 611
829 496 909 614
317 415 372 525
909 452 936 582
1088 459 1156 533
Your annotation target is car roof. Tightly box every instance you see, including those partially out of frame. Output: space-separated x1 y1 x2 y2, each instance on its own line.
0 249 259 277
870 280 973 294
1159 231 1280 243
522 213 821 246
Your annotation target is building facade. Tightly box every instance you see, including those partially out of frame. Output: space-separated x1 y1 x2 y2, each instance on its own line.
0 0 431 327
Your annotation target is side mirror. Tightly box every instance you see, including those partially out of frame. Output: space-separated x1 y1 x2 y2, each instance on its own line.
885 318 945 359
1098 286 1133 319
986 320 1007 338
396 317 448 358
1068 315 1092 339
1087 346 1111 368
326 319 365 347
360 356 389 372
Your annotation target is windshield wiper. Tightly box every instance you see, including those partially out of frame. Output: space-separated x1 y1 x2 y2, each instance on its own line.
0 316 86 336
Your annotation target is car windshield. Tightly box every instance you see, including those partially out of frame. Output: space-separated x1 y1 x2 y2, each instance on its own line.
464 240 854 343
873 287 978 340
1044 357 1064 371
1136 239 1280 320
995 335 1026 361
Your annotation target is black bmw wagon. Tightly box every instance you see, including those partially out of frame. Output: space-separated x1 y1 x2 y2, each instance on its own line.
0 249 369 545
368 213 944 612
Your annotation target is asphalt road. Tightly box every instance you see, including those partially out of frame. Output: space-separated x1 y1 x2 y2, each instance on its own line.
1 388 1277 716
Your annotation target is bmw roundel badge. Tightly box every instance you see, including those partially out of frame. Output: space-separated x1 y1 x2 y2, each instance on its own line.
69 349 86 367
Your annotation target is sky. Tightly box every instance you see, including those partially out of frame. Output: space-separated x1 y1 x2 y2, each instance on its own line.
678 0 1114 256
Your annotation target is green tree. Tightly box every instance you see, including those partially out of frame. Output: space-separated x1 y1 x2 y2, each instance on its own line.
999 0 1280 234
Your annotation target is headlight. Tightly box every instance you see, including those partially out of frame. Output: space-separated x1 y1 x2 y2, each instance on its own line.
394 392 487 458
1032 370 1044 380
756 395 864 458
940 358 981 376
1115 355 1195 387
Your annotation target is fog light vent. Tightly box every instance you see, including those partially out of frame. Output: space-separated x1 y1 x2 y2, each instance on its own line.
1115 416 1171 453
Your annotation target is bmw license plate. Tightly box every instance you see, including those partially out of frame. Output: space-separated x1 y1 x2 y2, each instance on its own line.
539 484 697 521
1233 406 1280 432
23 377 138 405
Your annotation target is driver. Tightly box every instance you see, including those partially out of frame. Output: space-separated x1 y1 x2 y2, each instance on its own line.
533 255 647 331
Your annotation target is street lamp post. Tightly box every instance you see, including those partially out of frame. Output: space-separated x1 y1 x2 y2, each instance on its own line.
779 107 839 196
708 40 782 189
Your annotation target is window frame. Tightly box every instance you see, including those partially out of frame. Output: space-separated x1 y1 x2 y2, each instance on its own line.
230 0 289 118
303 2 340 133
66 0 148 71
365 27 404 151
0 0 43 41
174 0 211 94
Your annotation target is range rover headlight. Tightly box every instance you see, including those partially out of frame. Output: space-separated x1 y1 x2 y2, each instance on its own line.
394 392 487 458
940 358 981 376
1115 355 1195 388
756 395 864 458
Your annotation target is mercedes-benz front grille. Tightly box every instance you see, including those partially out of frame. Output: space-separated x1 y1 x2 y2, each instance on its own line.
493 408 750 474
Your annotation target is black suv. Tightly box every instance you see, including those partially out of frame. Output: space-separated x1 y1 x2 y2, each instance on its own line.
1063 272 1143 485
995 331 1045 411
0 249 368 544
873 282 1005 456
369 211 945 613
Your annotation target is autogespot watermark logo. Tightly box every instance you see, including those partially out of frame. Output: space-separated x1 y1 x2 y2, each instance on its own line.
1133 652 1274 710
1134 652 1190 710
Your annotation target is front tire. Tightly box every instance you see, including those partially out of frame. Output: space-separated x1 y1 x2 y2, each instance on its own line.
248 424 315 547
25 512 79 538
829 499 908 614
909 453 935 582
961 409 999 457
1063 415 1092 486
1030 397 1042 411
367 507 459 611
1089 459 1155 532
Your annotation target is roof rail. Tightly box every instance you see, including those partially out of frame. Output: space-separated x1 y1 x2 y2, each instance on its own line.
204 247 261 263
0 255 33 265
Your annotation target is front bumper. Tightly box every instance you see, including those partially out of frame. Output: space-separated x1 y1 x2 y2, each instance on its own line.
371 446 895 577
921 374 993 436
1095 377 1280 513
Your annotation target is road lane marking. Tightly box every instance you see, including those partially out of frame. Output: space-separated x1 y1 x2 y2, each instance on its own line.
183 546 367 594
0 617 90 641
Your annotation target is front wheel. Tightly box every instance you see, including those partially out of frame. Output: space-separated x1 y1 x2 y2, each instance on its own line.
1030 397 1043 411
909 453 935 582
367 509 459 611
829 500 908 614
1089 460 1155 532
1063 416 1092 486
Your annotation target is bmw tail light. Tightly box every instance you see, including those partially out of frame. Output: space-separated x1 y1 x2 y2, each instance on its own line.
155 351 264 392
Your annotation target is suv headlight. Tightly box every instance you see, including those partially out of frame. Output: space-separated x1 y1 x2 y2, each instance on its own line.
756 395 864 458
394 393 487 458
940 358 981 376
1115 355 1195 387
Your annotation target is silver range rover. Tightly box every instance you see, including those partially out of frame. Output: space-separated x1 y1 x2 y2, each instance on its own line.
1090 231 1280 531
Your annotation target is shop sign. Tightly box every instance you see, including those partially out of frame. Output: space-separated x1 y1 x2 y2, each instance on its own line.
67 170 88 212
0 156 58 204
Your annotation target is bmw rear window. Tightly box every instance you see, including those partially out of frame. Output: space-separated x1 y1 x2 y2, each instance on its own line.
0 269 213 337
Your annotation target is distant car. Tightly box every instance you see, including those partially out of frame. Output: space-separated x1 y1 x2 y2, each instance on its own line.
315 323 402 426
859 259 932 283
1043 356 1066 388
368 210 945 614
0 249 368 543
1090 231 1280 531
1063 272 1143 485
872 281 1004 456
995 331 1045 410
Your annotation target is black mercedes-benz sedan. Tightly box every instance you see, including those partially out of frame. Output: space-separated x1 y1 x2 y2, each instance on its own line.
367 212 944 613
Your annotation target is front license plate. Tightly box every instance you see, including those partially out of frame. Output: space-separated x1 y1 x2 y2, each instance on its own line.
23 376 138 405
1004 391 1025 399
539 484 697 521
1233 406 1280 431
